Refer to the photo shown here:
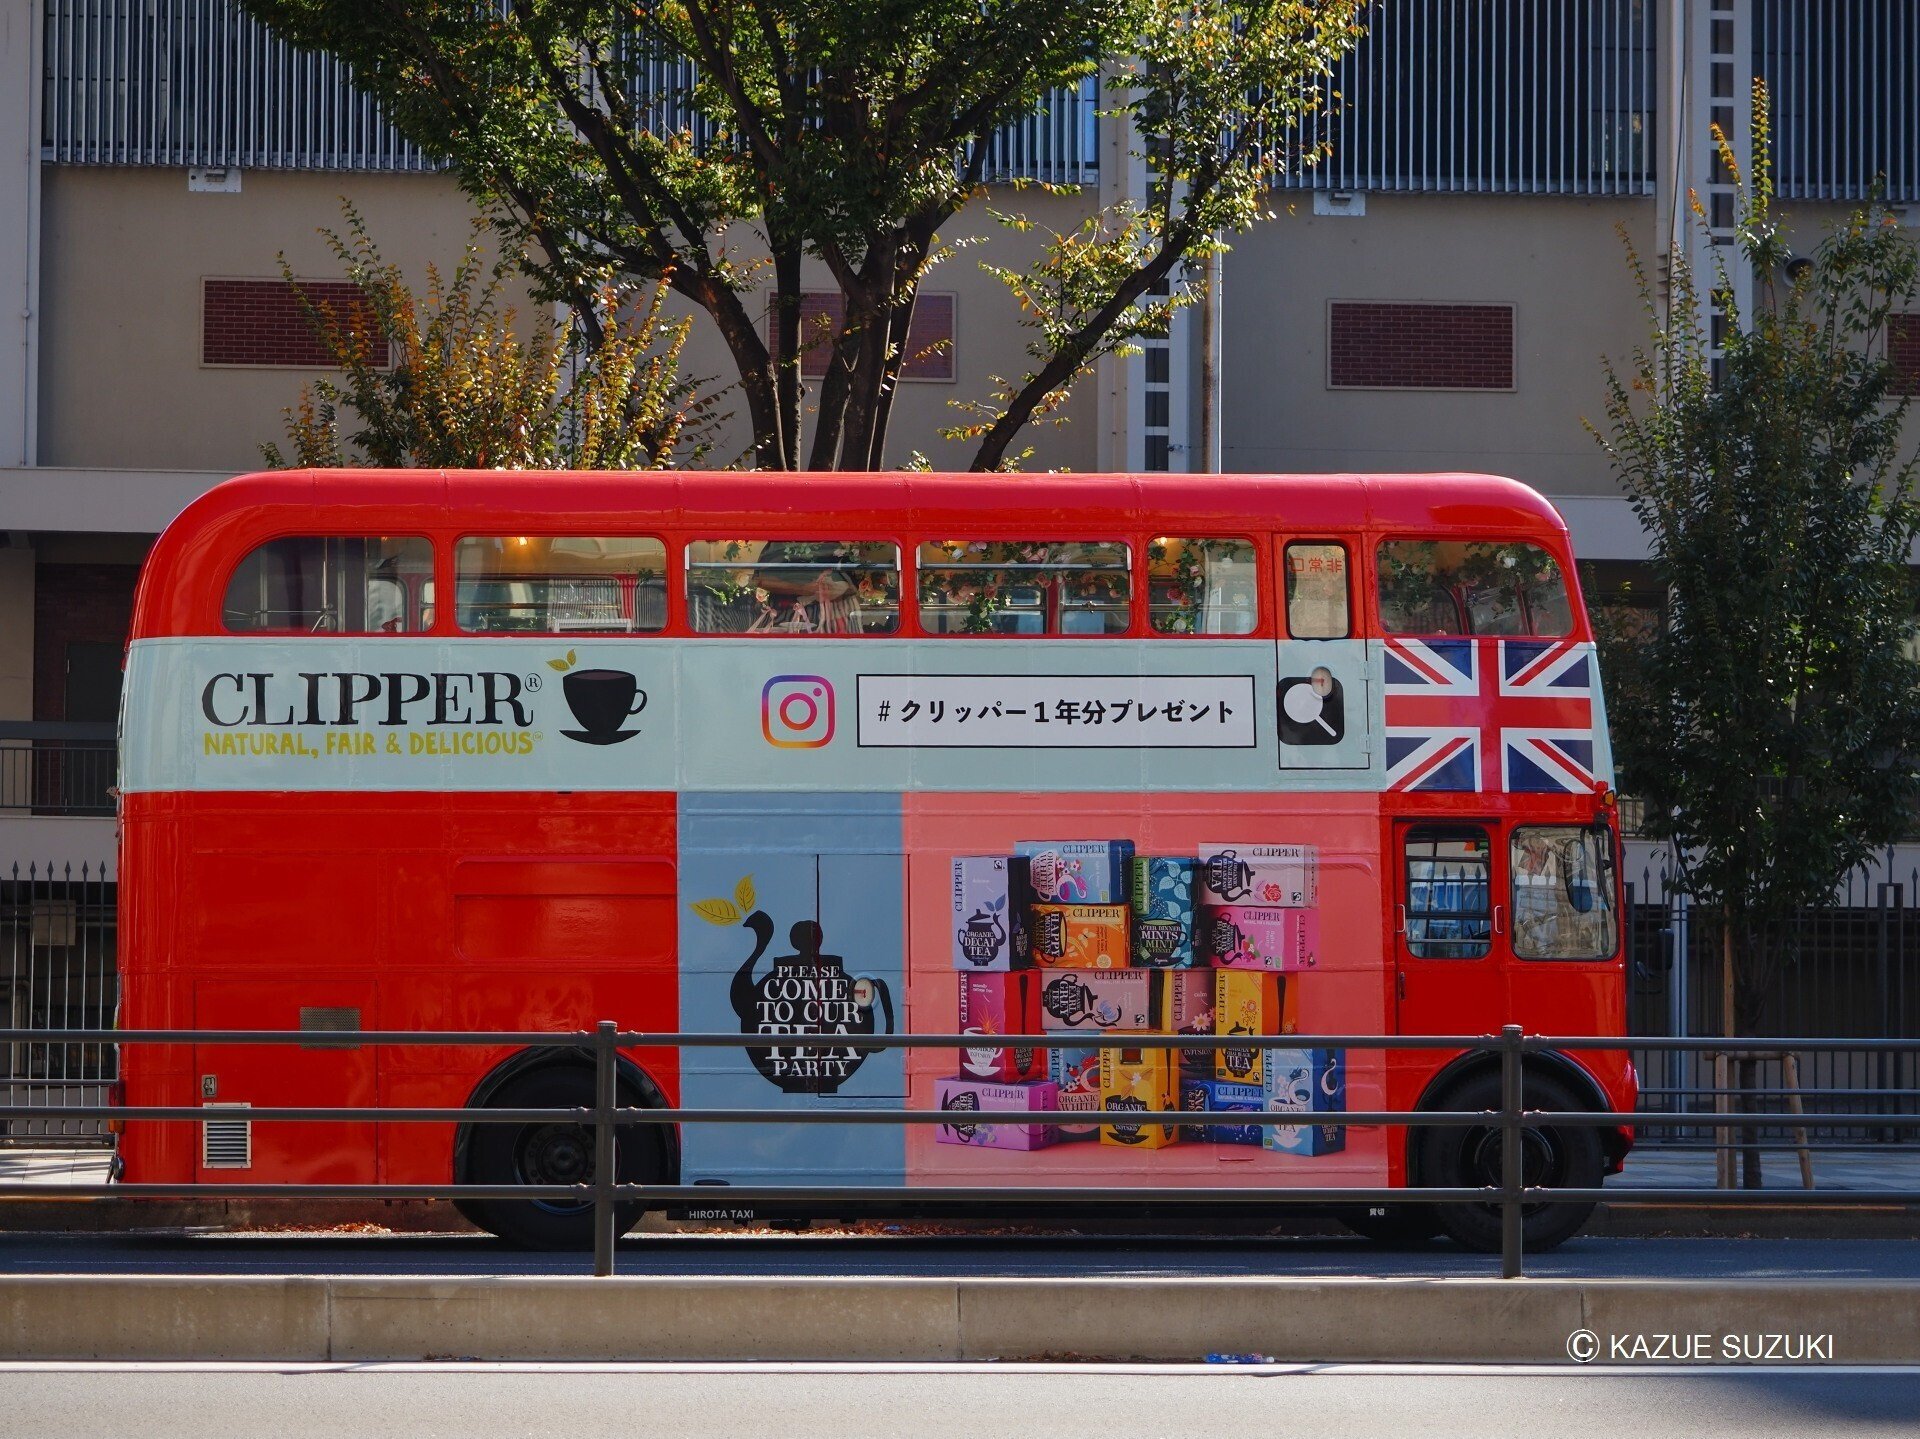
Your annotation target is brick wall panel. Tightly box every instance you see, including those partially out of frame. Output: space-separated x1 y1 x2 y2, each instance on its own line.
769 291 956 381
1328 301 1514 390
202 278 389 368
1892 314 1920 397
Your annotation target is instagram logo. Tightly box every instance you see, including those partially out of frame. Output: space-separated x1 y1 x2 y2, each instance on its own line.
762 675 836 748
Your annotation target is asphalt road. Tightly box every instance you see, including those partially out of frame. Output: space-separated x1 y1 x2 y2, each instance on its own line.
2 1230 1919 1280
0 1362 1916 1439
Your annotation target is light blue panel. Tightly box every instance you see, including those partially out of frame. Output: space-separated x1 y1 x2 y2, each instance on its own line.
676 791 907 1185
1276 638 1373 772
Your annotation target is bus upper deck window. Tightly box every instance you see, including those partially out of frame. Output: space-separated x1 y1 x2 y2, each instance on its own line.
1148 538 1257 635
222 536 433 634
1376 540 1574 638
455 536 667 634
918 541 1131 636
686 541 901 635
1284 542 1348 638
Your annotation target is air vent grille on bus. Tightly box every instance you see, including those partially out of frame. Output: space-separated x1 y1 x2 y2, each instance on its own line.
201 1104 251 1168
299 1006 362 1049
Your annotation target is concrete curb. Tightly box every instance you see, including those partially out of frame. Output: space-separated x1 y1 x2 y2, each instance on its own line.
0 1275 1913 1363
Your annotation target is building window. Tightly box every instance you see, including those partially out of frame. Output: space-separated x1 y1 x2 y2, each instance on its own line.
1327 301 1514 391
202 278 388 368
769 293 956 381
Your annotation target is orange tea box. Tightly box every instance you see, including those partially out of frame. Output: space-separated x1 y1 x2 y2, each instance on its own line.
1213 971 1299 1084
1030 903 1131 968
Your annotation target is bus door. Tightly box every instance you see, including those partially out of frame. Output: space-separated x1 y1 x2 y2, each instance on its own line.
1274 538 1370 770
193 980 377 1183
1393 820 1510 1034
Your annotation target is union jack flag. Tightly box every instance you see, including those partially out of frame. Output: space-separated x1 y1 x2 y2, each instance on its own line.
1383 637 1599 793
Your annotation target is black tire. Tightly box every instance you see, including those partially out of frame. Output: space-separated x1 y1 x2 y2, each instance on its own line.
1411 1069 1603 1255
458 1066 665 1251
1341 1204 1442 1245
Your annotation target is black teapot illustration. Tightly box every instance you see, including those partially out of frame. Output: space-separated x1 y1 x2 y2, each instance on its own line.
693 874 895 1096
1104 1093 1148 1144
956 899 1007 967
1203 849 1255 902
1221 1025 1257 1080
940 1088 983 1144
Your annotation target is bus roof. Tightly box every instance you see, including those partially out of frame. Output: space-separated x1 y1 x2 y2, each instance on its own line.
133 468 1573 639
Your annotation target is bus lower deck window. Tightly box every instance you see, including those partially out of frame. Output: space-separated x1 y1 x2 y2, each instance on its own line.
1512 826 1618 960
456 536 668 634
222 536 433 634
1148 538 1257 635
686 541 901 635
1376 540 1573 637
919 540 1131 635
1404 825 1492 959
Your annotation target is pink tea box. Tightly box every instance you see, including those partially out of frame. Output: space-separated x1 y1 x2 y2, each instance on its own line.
957 971 1045 1082
1037 970 1159 1032
1201 905 1320 971
934 1077 1059 1150
1196 843 1319 908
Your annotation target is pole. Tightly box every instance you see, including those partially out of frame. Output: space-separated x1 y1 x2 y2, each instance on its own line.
593 1020 617 1277
1500 1024 1524 1279
1199 241 1223 473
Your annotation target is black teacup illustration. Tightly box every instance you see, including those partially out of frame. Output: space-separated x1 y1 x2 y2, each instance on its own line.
561 668 647 745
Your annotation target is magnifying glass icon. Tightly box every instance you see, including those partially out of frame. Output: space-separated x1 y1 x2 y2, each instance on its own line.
1283 680 1338 738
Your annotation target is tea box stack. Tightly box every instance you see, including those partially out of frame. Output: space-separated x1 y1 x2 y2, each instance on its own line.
940 839 1344 1154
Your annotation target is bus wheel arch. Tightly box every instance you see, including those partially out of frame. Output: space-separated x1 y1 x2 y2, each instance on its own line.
452 1048 679 1249
1414 1048 1627 1174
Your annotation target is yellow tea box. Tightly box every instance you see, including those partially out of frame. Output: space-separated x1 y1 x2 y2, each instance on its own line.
1213 971 1299 1084
1099 1045 1180 1149
1030 903 1131 968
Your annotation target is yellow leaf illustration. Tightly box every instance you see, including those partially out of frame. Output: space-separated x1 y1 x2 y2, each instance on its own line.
690 897 741 926
566 648 577 666
734 874 756 912
546 658 570 672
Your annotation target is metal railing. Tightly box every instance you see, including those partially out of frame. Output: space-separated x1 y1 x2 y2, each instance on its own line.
2 1026 1918 1278
0 724 118 818
1 863 117 1145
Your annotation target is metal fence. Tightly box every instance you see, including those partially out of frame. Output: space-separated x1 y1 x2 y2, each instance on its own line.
1627 852 1920 1147
0 724 117 817
0 864 117 1145
2 1024 1916 1278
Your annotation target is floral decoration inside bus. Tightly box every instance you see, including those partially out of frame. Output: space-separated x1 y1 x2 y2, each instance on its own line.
1375 539 1573 637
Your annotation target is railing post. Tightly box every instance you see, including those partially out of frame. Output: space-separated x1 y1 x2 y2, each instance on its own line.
593 1020 617 1277
1500 1024 1525 1279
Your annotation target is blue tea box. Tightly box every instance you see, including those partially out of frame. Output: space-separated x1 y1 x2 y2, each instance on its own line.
1263 1048 1346 1156
1180 1079 1265 1145
1048 1047 1104 1142
1130 856 1197 967
1014 840 1135 906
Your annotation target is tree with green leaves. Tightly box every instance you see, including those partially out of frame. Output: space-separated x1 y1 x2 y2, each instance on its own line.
244 0 1363 470
1592 86 1920 1185
265 206 712 470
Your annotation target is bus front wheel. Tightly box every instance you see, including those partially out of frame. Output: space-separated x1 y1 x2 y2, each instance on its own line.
458 1066 663 1251
1412 1069 1602 1254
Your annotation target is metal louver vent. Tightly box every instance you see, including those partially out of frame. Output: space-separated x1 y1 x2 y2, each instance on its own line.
299 1007 362 1049
201 1104 252 1169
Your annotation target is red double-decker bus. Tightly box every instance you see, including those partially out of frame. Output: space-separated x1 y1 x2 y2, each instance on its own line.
117 469 1633 1250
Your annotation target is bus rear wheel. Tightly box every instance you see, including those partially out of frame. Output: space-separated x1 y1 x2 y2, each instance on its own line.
1412 1070 1602 1254
458 1066 663 1251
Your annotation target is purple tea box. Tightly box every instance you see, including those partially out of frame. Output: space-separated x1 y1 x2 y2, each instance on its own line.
1180 1079 1266 1145
1131 856 1198 967
1014 840 1135 905
957 972 1045 1082
1201 905 1320 972
1157 970 1217 1072
1037 970 1159 1032
934 1077 1060 1151
1196 843 1319 908
1262 1048 1347 1156
951 855 1035 970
